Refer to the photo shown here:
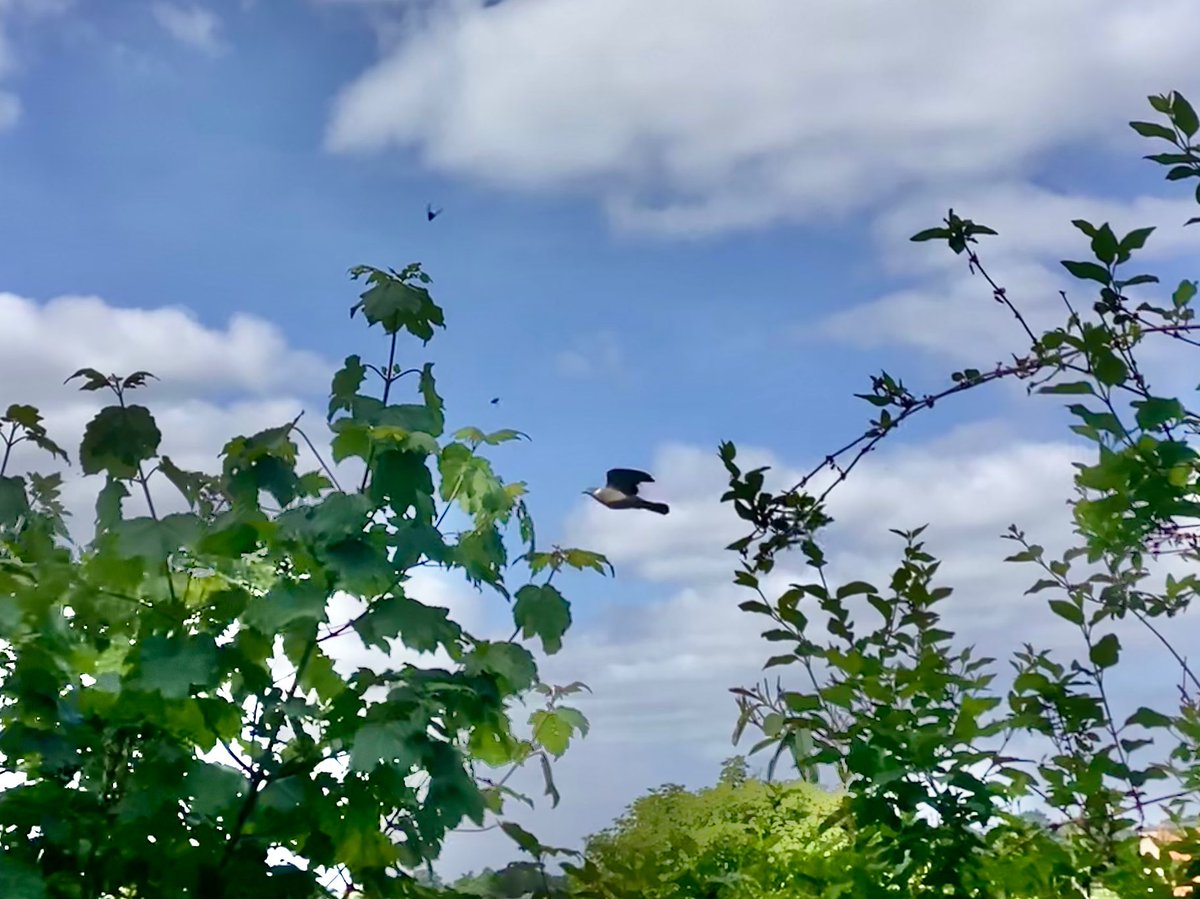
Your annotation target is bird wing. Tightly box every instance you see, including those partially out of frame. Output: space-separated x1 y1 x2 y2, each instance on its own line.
606 468 654 495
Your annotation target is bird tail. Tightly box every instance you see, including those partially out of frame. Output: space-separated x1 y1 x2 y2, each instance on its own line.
640 500 670 515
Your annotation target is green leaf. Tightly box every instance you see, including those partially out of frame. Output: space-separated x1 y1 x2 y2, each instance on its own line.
1092 352 1129 387
186 761 250 818
222 423 301 508
1060 260 1111 284
79 404 162 477
1171 92 1200 136
0 476 30 528
242 579 328 634
555 706 589 738
349 721 422 773
1129 120 1178 141
3 404 67 463
136 634 219 699
276 491 373 545
1048 599 1084 625
1117 274 1159 288
500 821 543 856
352 595 463 654
1123 710 1171 729
323 536 395 596
348 265 446 341
470 719 523 767
561 548 614 576
1089 223 1119 263
418 362 445 437
93 477 129 533
530 709 576 756
3 403 42 429
1066 403 1125 436
1134 397 1184 430
513 584 572 654
0 855 46 899
465 641 538 693
66 367 113 391
438 443 512 518
112 513 203 565
835 580 877 599
328 354 366 421
1173 280 1197 308
330 418 371 464
454 526 508 587
1125 706 1173 729
1118 226 1155 254
1037 381 1095 396
910 227 950 242
369 449 435 517
1149 94 1173 114
1089 633 1120 669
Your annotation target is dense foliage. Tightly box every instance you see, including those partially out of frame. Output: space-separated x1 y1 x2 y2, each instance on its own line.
722 90 1200 896
0 264 603 898
563 756 850 898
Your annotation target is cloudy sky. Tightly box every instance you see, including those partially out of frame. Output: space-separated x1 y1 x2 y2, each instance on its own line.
4 0 1200 880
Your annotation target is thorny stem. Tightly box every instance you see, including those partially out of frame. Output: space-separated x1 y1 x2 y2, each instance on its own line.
968 250 1039 347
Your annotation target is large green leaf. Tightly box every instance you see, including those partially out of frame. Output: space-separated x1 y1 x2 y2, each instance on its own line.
135 634 219 699
113 513 204 565
349 265 445 341
79 404 162 477
513 584 571 654
353 595 463 654
0 855 46 899
349 721 422 773
242 579 329 633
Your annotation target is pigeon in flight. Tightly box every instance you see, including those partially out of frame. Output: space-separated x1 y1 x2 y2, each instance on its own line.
584 468 669 515
426 203 443 221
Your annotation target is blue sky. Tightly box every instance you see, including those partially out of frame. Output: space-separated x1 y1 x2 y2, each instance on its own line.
4 0 1200 881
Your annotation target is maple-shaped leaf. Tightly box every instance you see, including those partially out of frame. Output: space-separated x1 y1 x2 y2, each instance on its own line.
513 584 571 654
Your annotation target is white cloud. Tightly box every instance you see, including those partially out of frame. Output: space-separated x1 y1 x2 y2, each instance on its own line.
0 292 331 405
553 329 626 380
872 184 1200 278
811 181 1200 362
151 2 224 55
325 0 1200 236
0 289 337 535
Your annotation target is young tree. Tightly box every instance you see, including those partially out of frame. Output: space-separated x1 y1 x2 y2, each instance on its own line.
0 264 601 898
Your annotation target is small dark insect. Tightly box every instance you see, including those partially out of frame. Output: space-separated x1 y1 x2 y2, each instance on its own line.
426 203 443 222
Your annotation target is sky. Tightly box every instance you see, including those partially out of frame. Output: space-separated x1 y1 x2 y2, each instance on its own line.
3 0 1200 882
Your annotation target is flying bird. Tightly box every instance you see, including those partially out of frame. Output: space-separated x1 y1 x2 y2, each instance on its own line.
490 397 500 405
426 203 443 221
584 468 669 515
